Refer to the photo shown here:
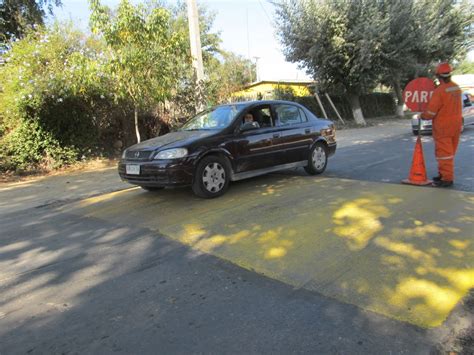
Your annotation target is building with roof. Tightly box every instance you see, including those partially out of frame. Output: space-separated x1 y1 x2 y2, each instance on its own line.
231 79 315 101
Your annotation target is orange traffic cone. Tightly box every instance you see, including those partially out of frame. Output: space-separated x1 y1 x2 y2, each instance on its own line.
402 136 432 186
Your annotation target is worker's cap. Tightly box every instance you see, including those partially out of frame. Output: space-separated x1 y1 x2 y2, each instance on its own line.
435 62 453 77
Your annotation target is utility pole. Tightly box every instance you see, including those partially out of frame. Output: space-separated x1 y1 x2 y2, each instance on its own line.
187 0 204 85
246 8 252 83
253 56 260 82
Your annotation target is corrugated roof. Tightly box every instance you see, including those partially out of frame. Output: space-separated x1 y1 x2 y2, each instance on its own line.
242 79 315 90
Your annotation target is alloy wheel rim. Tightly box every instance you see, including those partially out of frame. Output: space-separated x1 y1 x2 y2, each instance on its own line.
202 162 226 193
312 147 326 170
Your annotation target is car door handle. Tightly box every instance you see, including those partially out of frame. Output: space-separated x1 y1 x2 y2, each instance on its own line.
273 133 280 138
305 128 311 134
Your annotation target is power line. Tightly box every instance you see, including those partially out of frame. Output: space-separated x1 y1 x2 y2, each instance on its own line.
258 0 273 23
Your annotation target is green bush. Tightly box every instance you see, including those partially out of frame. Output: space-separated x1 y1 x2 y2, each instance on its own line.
0 119 78 172
0 24 119 172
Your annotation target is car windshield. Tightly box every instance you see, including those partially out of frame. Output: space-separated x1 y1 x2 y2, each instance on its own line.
181 104 245 130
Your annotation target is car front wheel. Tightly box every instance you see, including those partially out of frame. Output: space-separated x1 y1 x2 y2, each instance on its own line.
305 142 328 175
192 155 230 198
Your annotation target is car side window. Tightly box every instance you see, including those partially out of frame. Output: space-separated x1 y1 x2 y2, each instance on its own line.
275 104 304 126
242 106 274 128
299 108 308 122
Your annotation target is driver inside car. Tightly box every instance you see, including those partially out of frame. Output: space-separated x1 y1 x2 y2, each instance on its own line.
244 113 254 123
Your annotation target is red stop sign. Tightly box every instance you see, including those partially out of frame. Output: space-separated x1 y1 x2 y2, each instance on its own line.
403 77 436 112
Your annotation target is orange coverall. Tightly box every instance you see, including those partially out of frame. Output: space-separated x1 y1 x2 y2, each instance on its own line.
421 81 462 182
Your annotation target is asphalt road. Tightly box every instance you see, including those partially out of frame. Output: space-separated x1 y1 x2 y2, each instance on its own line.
0 206 441 354
1 119 472 354
278 119 473 192
329 121 474 192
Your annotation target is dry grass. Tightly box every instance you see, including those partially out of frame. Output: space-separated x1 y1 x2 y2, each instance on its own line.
0 158 118 184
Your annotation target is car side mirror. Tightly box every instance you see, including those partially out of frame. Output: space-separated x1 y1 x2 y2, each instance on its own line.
240 121 260 131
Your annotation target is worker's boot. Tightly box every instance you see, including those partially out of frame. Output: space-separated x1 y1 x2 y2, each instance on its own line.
432 180 453 187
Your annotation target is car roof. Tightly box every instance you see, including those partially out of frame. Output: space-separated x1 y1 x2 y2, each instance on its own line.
216 100 305 108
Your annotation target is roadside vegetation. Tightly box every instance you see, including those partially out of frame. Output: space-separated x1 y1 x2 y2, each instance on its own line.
275 0 473 124
0 0 472 175
0 0 254 174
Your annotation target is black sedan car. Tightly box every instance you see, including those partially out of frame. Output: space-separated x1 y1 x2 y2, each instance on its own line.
119 100 336 198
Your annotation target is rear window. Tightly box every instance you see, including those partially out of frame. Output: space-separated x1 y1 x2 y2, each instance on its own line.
275 105 306 126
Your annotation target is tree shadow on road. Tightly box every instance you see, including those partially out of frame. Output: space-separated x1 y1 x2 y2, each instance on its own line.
0 169 473 353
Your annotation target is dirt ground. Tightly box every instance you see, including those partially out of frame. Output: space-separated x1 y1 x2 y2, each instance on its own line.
434 290 474 355
0 158 119 184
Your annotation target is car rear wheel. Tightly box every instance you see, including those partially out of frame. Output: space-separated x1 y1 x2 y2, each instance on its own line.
412 129 419 136
141 186 165 192
192 155 230 198
305 142 328 175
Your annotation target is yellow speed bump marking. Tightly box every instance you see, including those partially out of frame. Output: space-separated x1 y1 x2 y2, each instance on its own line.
64 176 474 328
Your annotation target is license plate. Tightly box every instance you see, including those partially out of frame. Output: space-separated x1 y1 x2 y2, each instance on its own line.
126 164 140 175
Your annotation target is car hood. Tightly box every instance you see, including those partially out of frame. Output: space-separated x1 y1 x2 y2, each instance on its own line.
127 130 216 151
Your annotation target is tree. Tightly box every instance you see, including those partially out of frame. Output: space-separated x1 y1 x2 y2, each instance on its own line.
413 0 473 66
0 0 62 41
165 2 255 117
207 51 255 104
454 59 474 74
379 0 473 116
169 1 221 67
275 0 473 122
89 0 188 143
167 1 222 116
275 0 389 125
375 0 419 117
0 24 114 172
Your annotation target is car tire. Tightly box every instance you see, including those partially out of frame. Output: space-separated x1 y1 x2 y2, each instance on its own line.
141 186 165 192
192 155 230 198
304 142 328 175
412 129 419 136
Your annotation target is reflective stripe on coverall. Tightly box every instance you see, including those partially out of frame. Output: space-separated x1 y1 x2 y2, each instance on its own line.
421 81 462 181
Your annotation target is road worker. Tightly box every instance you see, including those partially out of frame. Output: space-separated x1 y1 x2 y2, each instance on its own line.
421 62 463 187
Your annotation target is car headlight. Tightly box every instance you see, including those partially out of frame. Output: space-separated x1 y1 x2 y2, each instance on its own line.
121 149 127 159
154 148 188 160
322 127 335 137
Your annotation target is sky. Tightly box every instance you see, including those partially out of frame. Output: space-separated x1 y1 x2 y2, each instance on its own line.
52 0 311 81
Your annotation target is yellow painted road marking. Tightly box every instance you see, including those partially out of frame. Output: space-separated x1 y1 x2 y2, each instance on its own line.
63 176 474 328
